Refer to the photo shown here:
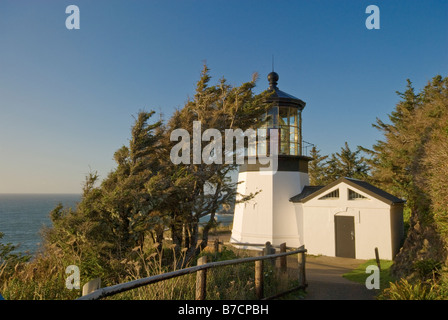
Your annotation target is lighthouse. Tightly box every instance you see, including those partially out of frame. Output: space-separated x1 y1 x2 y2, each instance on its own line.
230 72 311 249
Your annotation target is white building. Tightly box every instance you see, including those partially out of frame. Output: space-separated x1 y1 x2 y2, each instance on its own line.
230 72 404 260
289 177 405 260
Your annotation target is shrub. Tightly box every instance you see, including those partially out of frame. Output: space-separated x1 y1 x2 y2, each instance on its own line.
413 259 442 279
379 278 439 300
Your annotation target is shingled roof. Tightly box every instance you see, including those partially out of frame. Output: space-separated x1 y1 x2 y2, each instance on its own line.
289 177 405 205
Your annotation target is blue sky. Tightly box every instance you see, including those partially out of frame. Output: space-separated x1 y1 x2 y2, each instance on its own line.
0 0 447 193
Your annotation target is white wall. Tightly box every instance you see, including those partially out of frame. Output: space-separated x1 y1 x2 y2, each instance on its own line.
231 170 308 248
272 172 308 247
231 171 274 245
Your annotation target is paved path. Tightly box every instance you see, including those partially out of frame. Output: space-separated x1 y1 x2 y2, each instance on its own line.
212 232 379 300
302 255 378 300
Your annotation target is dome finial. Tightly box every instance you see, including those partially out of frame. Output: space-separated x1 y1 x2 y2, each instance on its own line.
268 71 279 90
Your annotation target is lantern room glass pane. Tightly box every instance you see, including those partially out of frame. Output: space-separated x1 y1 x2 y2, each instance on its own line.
280 126 289 155
257 128 267 156
266 106 278 128
259 112 267 126
289 108 298 127
247 138 257 157
279 107 289 126
289 126 298 155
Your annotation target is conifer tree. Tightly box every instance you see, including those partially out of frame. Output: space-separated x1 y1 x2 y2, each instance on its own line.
333 142 369 180
363 79 421 200
318 142 369 184
44 111 164 281
308 146 328 186
364 75 448 278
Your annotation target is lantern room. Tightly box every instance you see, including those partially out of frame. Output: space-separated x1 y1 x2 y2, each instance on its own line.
258 71 306 156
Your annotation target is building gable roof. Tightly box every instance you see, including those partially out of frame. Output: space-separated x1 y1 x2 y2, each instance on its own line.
289 177 405 205
289 186 325 202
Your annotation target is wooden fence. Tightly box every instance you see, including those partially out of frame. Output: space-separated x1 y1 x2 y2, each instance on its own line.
77 242 307 300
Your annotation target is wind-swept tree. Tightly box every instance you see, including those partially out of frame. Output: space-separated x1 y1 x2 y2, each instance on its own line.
45 111 164 281
42 64 273 277
148 64 271 266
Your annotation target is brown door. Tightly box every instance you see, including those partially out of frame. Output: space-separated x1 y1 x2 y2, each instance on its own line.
335 216 356 258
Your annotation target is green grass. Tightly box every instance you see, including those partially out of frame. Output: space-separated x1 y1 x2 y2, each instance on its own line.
342 259 396 291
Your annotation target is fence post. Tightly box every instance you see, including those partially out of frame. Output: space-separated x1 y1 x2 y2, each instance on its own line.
279 243 287 273
263 241 276 267
214 239 220 253
195 256 207 300
82 278 101 296
297 245 306 287
375 247 381 271
255 257 264 299
263 241 276 256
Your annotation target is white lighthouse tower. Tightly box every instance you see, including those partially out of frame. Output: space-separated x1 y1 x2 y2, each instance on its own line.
230 72 311 249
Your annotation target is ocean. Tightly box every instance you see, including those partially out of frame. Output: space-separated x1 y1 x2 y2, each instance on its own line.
0 194 233 257
0 194 81 256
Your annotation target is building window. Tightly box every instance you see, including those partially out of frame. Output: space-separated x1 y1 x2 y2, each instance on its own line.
318 189 339 200
348 189 368 200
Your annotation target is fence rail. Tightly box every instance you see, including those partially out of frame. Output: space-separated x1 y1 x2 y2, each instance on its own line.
77 242 307 300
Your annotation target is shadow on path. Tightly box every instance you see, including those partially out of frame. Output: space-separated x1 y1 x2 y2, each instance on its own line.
302 255 379 300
